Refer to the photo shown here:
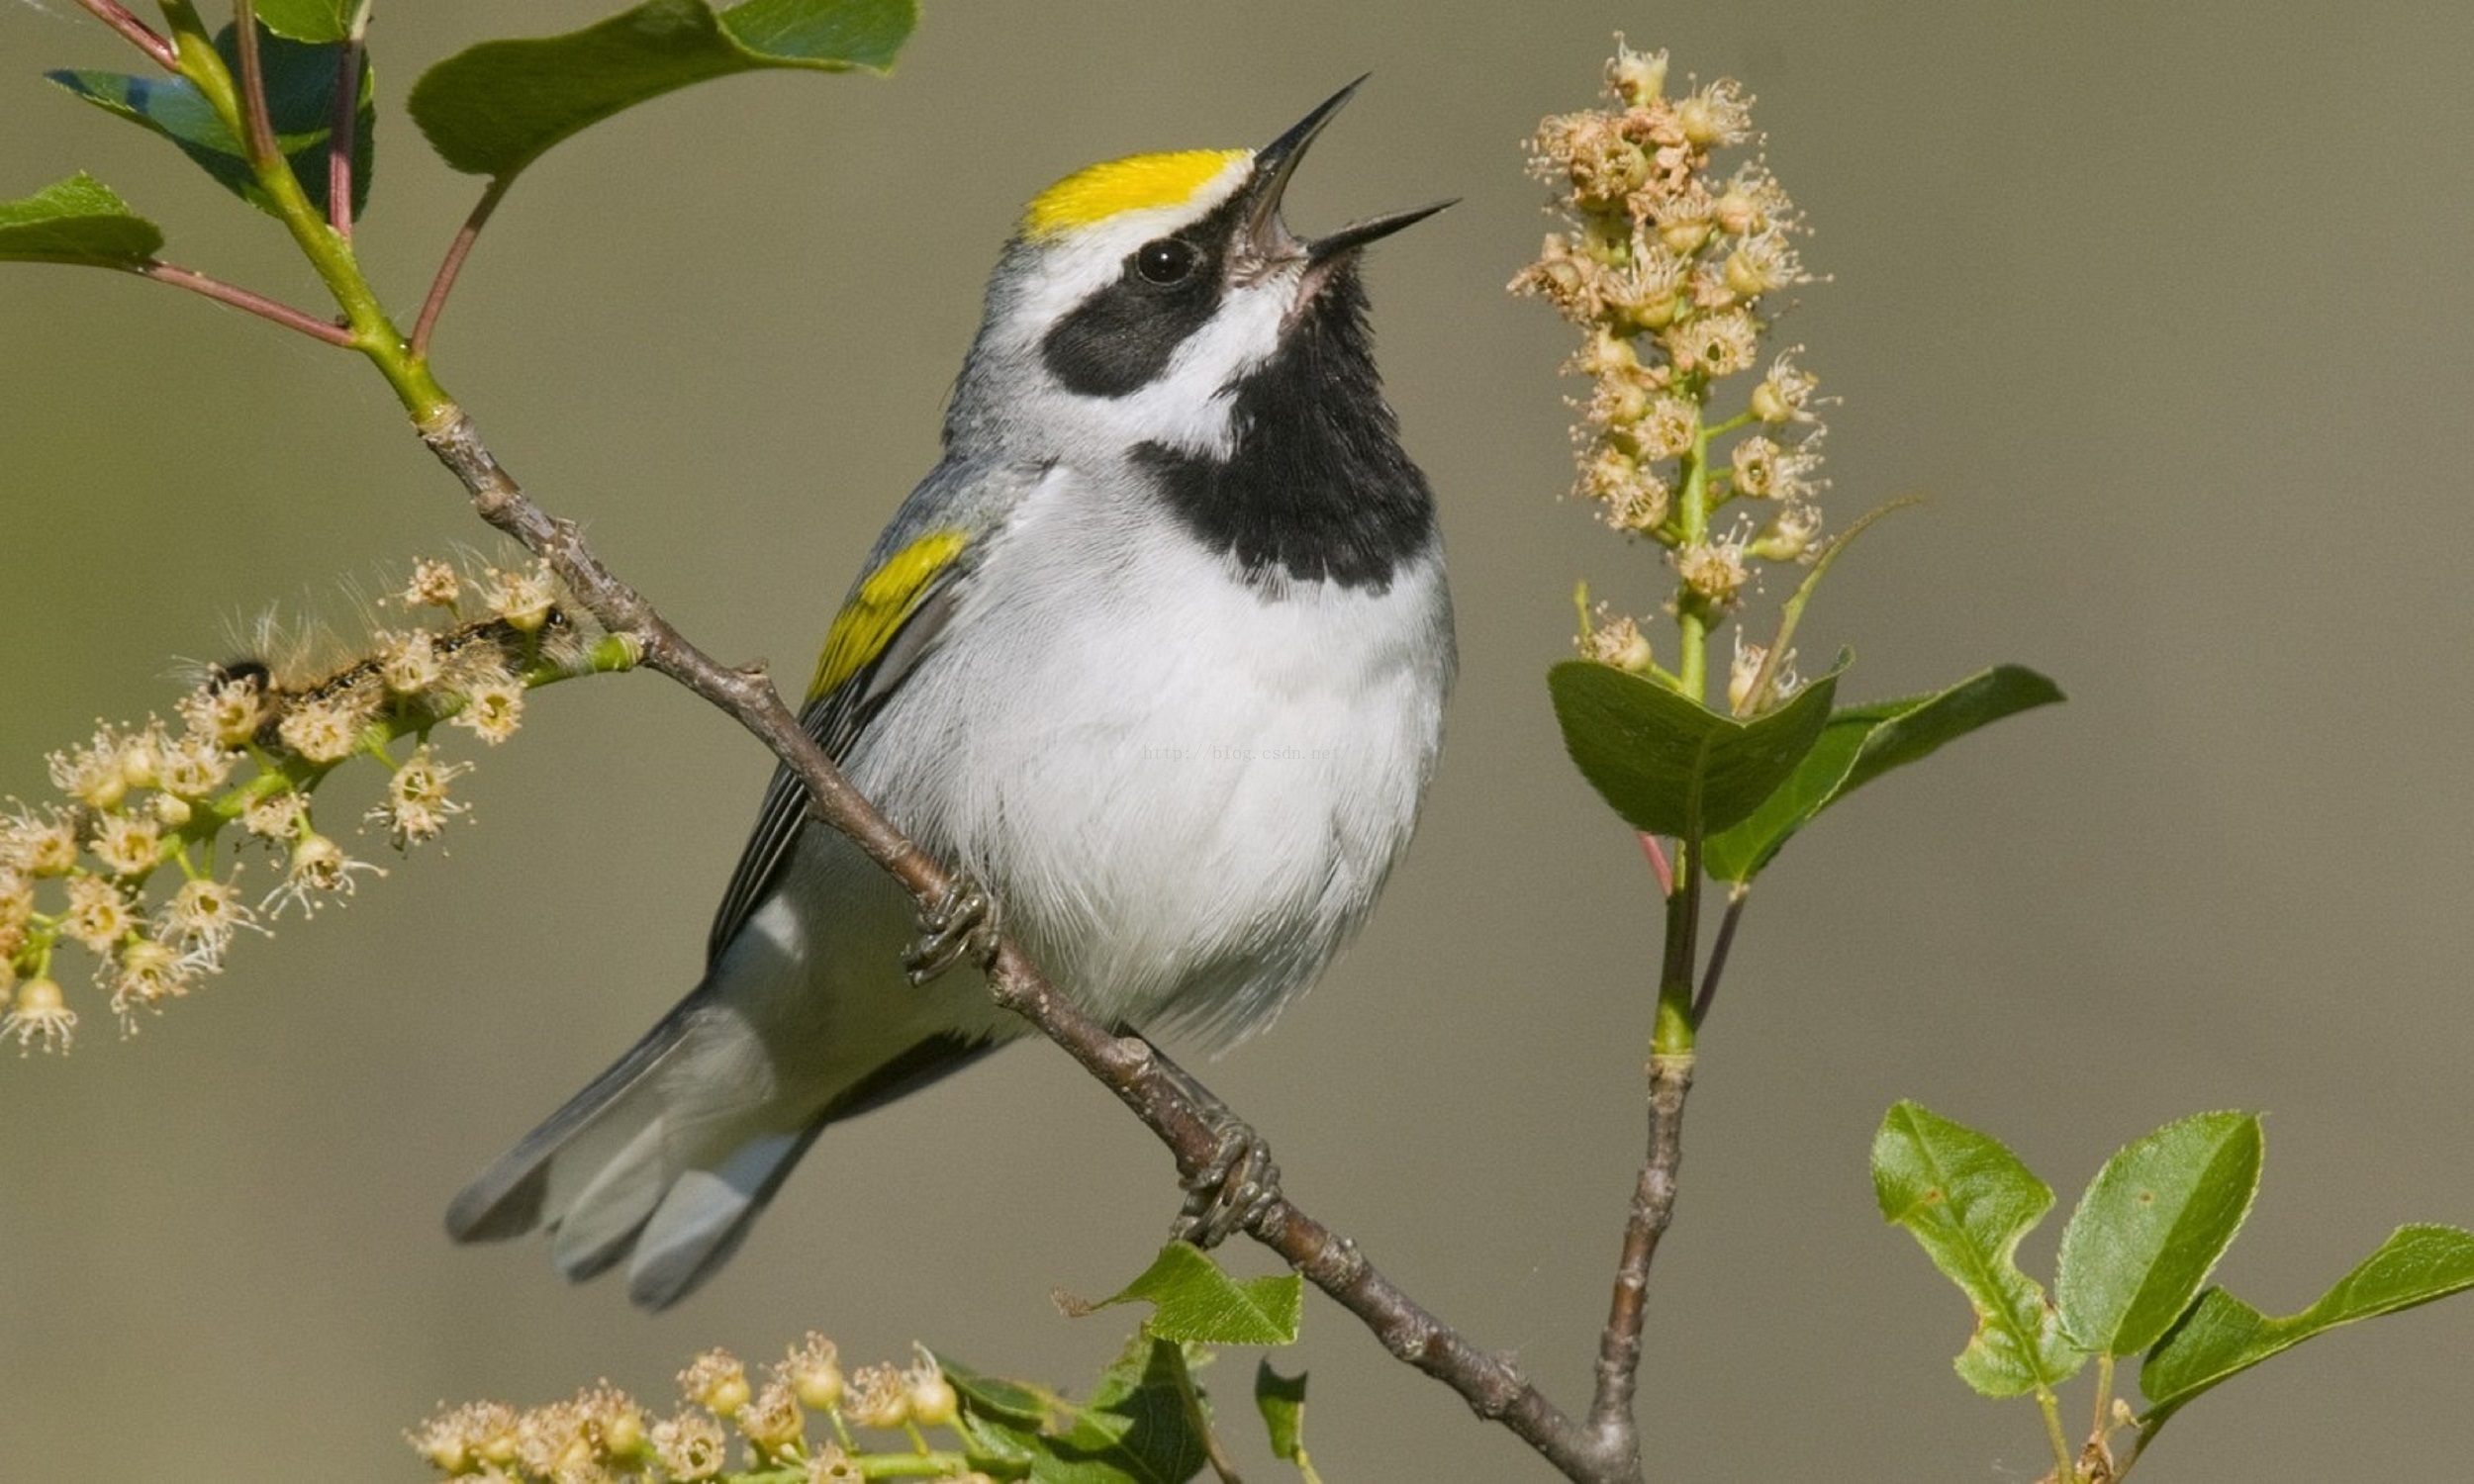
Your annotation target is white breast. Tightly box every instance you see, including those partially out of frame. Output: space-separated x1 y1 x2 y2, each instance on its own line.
850 463 1453 1042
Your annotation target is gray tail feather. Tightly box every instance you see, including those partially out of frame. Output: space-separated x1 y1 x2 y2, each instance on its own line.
448 1007 1002 1311
444 996 699 1245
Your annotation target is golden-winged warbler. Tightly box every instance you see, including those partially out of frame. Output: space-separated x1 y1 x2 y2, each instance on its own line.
448 81 1454 1309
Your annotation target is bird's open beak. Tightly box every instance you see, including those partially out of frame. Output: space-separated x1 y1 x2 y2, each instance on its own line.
1242 78 1455 267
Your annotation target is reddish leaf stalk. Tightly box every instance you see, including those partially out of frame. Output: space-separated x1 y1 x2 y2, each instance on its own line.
328 36 363 240
72 0 177 69
412 177 513 360
135 260 354 345
229 1 280 170
1693 888 1749 1027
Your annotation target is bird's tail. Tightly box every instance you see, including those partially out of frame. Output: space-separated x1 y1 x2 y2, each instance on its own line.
447 988 999 1310
444 994 828 1311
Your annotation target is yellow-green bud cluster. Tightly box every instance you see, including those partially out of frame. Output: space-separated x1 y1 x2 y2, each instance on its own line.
1512 38 1831 696
413 1335 992 1483
0 555 624 1054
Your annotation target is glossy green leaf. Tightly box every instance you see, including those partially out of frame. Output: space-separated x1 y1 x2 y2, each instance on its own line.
1549 658 1842 841
1022 1338 1208 1484
1873 1100 2084 1396
2141 1224 2474 1430
253 0 357 44
1704 664 2063 881
1255 1361 1307 1464
48 24 374 221
1093 1242 1302 1346
0 174 163 265
2056 1111 2262 1357
941 1340 1209 1482
408 0 915 179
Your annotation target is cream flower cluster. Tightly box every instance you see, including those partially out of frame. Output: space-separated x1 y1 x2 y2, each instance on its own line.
1513 40 1830 699
0 556 622 1052
411 1337 990 1484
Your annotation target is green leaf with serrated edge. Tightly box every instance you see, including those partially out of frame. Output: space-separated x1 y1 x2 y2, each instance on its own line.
408 0 914 180
1256 1361 1307 1463
254 0 355 44
2056 1111 2262 1357
1873 1101 2085 1396
1029 1337 1209 1484
0 174 163 265
2140 1224 2474 1431
1092 1242 1302 1346
1704 665 2063 881
1549 658 1841 842
48 24 374 221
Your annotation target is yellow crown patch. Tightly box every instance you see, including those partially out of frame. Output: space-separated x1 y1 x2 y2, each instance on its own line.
1022 149 1246 238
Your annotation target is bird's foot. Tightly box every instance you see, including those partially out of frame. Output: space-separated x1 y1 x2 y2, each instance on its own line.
903 874 1002 985
1173 1114 1283 1249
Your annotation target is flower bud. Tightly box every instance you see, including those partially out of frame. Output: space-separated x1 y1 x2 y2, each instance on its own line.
1610 43 1667 107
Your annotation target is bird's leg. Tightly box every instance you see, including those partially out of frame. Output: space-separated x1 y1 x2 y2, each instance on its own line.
1147 1042 1283 1249
903 873 1002 985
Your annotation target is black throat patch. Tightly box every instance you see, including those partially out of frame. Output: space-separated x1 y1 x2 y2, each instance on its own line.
1134 268 1435 592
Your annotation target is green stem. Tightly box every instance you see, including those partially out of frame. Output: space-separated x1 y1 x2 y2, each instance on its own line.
1653 833 1700 1057
1672 428 1715 704
1167 1350 1244 1484
159 4 452 421
2035 1385 2078 1484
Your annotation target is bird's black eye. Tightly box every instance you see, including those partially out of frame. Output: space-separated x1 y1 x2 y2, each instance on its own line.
1134 237 1199 286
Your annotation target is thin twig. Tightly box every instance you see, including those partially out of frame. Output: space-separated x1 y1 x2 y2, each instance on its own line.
1584 1050 1695 1463
328 36 364 240
229 2 279 170
411 407 1646 1484
1692 885 1749 1027
1586 834 1703 1464
135 260 355 345
412 177 513 360
70 0 176 69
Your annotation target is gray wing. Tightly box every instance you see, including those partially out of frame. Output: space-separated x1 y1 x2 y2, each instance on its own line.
701 457 1047 964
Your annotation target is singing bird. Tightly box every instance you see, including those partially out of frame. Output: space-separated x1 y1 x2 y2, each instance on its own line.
448 81 1454 1309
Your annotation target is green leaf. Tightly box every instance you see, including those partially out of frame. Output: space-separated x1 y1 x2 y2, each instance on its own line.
1091 1243 1302 1346
2140 1224 2474 1429
941 1341 1209 1482
1704 665 2064 881
1040 1337 1209 1484
0 173 163 266
1548 658 1842 841
48 24 375 221
1873 1100 2085 1396
254 0 357 44
1255 1361 1307 1465
2056 1111 2263 1357
937 1353 1052 1428
408 0 915 180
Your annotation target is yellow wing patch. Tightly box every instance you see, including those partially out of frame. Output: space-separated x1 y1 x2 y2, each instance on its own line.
1022 149 1247 238
809 529 968 702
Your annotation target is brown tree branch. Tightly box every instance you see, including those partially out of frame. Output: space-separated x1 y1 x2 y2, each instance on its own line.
1585 1050 1695 1459
414 405 1650 1484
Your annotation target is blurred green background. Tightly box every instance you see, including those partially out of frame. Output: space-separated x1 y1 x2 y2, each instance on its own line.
5 2 2472 1479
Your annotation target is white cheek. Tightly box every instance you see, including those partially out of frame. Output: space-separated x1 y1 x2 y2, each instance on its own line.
1115 280 1293 456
